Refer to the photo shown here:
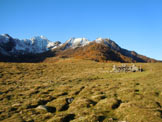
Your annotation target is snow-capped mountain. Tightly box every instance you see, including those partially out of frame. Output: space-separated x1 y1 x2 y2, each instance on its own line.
55 37 156 63
0 34 61 56
60 37 121 51
62 37 90 49
0 34 120 56
95 37 121 51
0 34 157 63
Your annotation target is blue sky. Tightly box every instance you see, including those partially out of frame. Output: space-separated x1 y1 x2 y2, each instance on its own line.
0 0 162 60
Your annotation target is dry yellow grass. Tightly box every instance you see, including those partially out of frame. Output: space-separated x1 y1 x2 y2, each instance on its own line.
0 58 162 122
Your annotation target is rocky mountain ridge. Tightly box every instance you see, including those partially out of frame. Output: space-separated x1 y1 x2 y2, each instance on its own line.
0 34 61 56
0 34 157 63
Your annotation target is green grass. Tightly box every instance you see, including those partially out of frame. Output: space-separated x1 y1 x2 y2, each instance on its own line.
0 58 162 122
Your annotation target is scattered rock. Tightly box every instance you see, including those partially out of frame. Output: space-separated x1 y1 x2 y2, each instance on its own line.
66 97 74 104
36 105 48 111
36 105 56 113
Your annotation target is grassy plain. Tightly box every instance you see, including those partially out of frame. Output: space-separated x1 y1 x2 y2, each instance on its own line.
0 58 162 122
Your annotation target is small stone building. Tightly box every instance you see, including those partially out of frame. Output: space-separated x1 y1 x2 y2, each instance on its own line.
111 64 142 73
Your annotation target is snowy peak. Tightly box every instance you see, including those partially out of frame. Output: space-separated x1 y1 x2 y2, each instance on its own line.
31 35 48 40
95 37 121 51
0 34 61 56
19 35 61 53
95 37 105 42
0 34 11 43
23 35 51 53
60 37 121 51
63 37 90 49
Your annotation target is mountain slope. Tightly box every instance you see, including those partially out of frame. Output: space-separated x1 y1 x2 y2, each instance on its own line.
54 42 134 62
54 38 156 63
94 38 156 62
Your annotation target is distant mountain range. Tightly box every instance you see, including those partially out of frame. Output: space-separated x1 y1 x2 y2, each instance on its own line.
0 34 157 63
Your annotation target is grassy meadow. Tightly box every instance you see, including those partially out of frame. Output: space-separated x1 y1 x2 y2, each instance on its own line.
0 58 162 122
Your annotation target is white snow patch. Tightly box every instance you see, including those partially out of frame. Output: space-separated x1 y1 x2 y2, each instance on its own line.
0 34 10 43
65 37 90 48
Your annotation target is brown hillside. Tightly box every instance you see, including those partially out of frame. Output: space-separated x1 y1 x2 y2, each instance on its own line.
54 42 135 62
